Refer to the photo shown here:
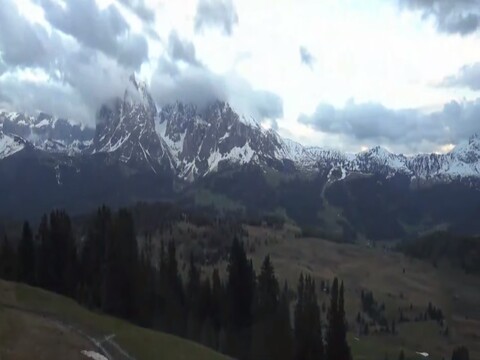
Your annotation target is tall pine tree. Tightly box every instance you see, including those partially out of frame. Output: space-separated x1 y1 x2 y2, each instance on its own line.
294 273 324 360
0 236 16 281
326 278 351 360
225 237 255 360
80 206 111 309
253 255 280 360
17 221 35 285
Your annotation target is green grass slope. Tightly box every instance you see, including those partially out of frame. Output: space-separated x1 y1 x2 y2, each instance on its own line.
0 280 229 360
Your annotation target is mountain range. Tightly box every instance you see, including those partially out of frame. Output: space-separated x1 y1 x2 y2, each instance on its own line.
1 75 480 239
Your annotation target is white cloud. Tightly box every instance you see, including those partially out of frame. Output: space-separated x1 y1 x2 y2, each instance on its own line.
4 0 480 153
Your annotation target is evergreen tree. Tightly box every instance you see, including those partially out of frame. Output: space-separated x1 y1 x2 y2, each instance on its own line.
17 221 35 285
80 206 111 309
0 236 16 281
294 273 324 360
104 209 138 319
37 214 53 290
253 255 281 360
136 234 156 327
326 278 351 360
186 252 202 341
451 346 470 360
338 281 351 360
155 239 167 331
225 237 255 360
210 268 223 350
164 240 186 336
294 273 306 359
326 278 339 360
198 277 214 347
275 281 294 360
48 210 78 297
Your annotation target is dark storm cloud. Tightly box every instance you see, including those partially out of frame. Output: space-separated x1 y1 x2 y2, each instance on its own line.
299 46 315 69
167 32 202 67
299 99 480 149
117 0 155 23
399 0 480 35
194 0 239 36
441 62 480 91
35 0 148 68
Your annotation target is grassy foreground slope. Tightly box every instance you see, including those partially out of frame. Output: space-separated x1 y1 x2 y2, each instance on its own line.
0 280 229 360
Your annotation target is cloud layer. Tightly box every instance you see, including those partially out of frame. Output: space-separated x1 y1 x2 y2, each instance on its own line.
117 0 155 24
441 62 480 90
152 32 283 121
34 0 149 68
399 0 480 35
299 99 480 152
194 0 239 35
0 1 281 127
0 0 139 125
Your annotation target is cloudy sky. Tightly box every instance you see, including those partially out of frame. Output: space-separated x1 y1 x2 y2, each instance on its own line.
1 0 480 154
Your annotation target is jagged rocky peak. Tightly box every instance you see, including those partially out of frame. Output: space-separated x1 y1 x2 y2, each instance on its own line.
93 75 172 172
450 133 480 163
156 99 288 180
124 74 157 116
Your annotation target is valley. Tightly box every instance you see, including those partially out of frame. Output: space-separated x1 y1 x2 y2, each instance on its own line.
159 221 480 359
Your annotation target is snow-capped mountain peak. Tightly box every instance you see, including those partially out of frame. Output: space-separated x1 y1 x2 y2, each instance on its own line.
2 79 480 185
0 110 93 155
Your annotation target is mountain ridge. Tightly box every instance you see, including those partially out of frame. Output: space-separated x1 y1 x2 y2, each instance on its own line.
2 77 480 184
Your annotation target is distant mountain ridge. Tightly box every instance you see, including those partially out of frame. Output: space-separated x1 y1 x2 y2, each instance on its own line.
2 75 480 183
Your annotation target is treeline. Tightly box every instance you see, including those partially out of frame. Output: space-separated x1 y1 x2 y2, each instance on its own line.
399 231 480 274
0 206 351 360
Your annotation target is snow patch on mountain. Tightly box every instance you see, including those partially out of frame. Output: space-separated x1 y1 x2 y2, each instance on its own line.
0 132 25 159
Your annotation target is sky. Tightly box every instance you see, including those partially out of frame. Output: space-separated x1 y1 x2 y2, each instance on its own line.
1 0 480 154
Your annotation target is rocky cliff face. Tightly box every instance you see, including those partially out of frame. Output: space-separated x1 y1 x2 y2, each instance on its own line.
156 100 289 180
91 75 173 173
